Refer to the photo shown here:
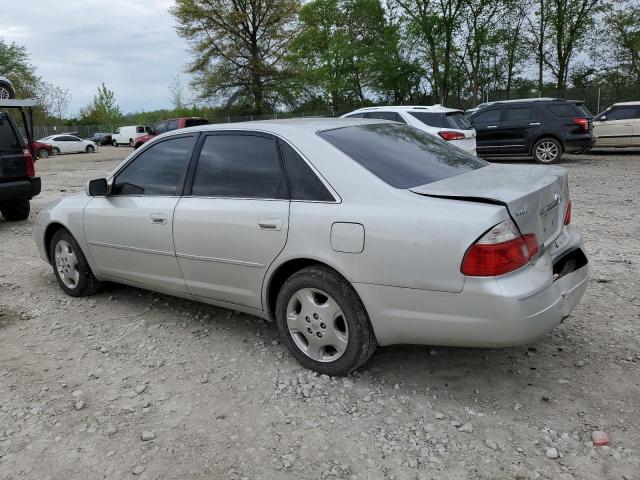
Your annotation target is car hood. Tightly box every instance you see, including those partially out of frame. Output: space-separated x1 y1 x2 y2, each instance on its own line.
410 163 570 248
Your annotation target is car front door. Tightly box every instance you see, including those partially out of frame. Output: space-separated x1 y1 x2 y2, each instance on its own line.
83 134 196 293
173 131 290 310
594 106 636 146
470 108 504 154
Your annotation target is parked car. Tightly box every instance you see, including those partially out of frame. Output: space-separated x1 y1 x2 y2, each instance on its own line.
0 76 16 100
38 134 96 155
132 117 210 149
24 138 54 158
592 101 640 148
342 106 476 155
34 119 588 375
112 125 151 147
0 111 40 220
88 132 113 146
467 98 593 164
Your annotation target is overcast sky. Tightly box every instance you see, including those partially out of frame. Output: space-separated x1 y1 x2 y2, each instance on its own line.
1 0 192 115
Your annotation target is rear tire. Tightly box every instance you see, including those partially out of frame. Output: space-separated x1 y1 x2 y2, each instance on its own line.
0 199 30 221
533 137 562 164
53 147 60 155
275 266 377 375
49 229 100 297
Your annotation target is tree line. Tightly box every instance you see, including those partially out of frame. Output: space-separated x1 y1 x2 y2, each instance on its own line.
172 0 640 114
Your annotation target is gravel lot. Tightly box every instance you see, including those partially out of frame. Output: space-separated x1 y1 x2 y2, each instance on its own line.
1 146 638 479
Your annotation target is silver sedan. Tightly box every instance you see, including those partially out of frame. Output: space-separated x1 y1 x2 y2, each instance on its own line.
33 119 589 375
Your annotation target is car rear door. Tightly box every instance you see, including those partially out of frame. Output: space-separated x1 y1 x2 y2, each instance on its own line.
83 134 196 292
0 113 26 182
173 131 290 310
470 107 504 154
498 105 538 153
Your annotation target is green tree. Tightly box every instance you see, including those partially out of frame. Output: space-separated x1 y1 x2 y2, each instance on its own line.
171 0 300 114
604 2 640 85
80 83 123 128
0 38 40 98
393 0 465 104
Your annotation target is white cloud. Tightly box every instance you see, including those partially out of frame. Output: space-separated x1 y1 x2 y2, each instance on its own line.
0 0 193 115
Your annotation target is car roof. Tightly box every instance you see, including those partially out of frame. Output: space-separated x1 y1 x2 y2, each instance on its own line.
162 117 391 137
347 105 462 114
611 101 640 107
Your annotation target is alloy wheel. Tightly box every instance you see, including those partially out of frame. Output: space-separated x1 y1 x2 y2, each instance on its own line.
54 240 80 289
286 288 349 362
535 141 559 163
0 87 10 99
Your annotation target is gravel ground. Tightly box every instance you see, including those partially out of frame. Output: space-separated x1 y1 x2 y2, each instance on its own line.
0 146 638 479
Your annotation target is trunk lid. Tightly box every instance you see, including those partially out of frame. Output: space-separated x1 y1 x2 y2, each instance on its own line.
410 163 569 248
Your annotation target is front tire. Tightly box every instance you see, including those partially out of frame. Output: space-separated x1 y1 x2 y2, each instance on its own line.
112 140 118 147
86 145 95 153
0 199 30 221
49 229 100 297
533 138 562 164
53 147 60 155
38 148 49 158
275 266 377 375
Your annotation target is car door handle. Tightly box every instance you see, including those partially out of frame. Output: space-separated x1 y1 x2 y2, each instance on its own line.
487 125 498 129
529 122 541 126
258 218 282 231
150 213 167 225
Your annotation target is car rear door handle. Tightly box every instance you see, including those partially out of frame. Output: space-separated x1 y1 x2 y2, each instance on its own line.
258 218 282 231
487 125 498 129
150 213 167 225
529 122 541 126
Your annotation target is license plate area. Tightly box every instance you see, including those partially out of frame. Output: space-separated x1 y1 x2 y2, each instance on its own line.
552 248 588 282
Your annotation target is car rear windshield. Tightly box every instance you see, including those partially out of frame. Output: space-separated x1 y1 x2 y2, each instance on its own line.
409 111 472 130
319 123 487 189
185 118 209 127
0 114 21 153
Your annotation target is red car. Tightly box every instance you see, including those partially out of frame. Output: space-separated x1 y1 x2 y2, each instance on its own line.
24 138 54 159
132 117 209 149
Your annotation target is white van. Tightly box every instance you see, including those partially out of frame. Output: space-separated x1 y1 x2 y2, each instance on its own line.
112 125 150 147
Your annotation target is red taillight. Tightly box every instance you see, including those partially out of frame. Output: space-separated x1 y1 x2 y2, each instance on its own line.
438 131 465 141
564 199 572 225
461 220 539 276
23 149 35 177
573 117 589 132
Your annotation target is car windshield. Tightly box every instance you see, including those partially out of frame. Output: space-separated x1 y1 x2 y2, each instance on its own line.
319 123 487 188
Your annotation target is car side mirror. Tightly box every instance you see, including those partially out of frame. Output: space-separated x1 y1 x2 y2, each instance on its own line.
599 115 607 121
88 178 108 196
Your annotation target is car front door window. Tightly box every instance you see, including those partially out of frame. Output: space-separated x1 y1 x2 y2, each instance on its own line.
113 136 195 196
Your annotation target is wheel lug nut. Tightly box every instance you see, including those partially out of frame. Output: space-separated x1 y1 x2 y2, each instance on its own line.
305 316 310 323
320 323 326 329
307 328 312 334
313 313 319 319
317 332 322 338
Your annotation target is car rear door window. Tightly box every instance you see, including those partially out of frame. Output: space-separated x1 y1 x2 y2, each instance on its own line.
319 123 487 189
505 107 532 121
112 136 195 196
279 141 334 202
473 109 501 123
345 113 366 119
606 107 637 120
445 112 472 129
548 104 578 117
191 134 287 199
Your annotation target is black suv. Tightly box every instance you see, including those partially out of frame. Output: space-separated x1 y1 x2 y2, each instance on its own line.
468 98 593 164
0 111 41 220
